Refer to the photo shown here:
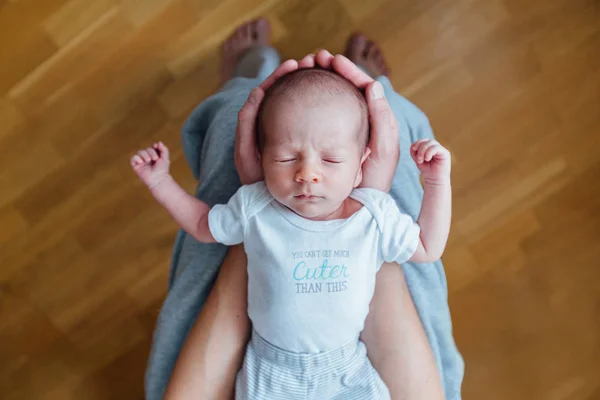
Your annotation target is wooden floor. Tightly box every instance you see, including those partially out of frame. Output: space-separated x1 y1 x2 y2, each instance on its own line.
1 0 599 398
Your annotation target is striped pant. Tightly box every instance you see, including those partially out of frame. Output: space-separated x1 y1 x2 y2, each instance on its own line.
235 331 391 400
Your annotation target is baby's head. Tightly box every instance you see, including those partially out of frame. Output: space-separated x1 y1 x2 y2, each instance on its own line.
257 68 371 220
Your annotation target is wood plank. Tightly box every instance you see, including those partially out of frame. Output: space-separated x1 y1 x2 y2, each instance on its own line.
8 8 134 110
0 206 29 247
0 128 65 210
43 0 117 46
12 99 167 225
0 27 57 95
0 0 67 93
163 0 282 77
0 98 25 140
1 0 600 398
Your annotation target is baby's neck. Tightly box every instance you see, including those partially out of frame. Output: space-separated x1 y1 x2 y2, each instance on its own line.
295 197 363 222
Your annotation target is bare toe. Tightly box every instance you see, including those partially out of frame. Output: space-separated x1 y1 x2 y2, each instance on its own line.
345 34 389 78
374 49 389 75
366 41 377 59
221 19 272 84
253 18 270 45
243 23 252 40
345 33 368 61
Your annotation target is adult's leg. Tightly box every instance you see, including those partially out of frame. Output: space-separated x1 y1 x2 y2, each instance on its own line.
348 35 465 400
362 263 444 400
164 245 249 400
145 20 277 400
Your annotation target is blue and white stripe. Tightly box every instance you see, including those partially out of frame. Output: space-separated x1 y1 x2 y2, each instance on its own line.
235 331 391 400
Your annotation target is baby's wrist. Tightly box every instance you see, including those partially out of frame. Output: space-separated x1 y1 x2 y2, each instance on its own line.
423 175 451 188
148 174 173 190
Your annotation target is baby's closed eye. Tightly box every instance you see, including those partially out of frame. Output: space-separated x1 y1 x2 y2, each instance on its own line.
275 157 296 163
322 157 344 164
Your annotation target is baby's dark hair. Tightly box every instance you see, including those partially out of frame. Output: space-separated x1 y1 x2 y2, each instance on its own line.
256 68 369 151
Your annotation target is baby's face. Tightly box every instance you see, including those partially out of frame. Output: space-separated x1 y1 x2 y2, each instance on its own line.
261 96 369 220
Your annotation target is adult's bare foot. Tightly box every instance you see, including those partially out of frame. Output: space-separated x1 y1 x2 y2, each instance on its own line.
344 34 389 78
221 18 271 84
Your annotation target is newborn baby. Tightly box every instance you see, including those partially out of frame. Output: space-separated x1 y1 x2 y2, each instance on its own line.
256 69 370 221
131 68 452 399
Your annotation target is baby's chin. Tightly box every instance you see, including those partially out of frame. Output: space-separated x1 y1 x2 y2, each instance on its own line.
285 199 337 221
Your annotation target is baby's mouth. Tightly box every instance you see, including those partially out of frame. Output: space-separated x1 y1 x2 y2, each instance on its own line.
294 194 321 201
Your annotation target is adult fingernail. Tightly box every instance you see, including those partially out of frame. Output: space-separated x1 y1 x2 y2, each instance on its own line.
372 82 384 99
248 88 260 104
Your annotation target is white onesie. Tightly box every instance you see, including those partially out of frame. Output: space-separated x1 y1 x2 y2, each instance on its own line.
208 181 420 353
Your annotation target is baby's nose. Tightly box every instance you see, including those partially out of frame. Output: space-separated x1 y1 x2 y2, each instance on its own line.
295 164 321 183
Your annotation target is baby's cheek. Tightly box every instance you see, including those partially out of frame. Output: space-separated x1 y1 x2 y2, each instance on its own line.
264 169 291 197
327 170 351 193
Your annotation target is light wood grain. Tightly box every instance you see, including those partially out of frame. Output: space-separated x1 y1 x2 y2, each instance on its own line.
1 0 599 398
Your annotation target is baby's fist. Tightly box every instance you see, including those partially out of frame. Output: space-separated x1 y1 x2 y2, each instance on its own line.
130 142 171 188
410 139 451 185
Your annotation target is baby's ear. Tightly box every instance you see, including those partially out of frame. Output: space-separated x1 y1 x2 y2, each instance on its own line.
354 169 363 188
354 148 371 188
360 147 371 165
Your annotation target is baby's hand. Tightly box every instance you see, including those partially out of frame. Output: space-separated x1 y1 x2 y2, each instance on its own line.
130 142 171 189
410 139 451 185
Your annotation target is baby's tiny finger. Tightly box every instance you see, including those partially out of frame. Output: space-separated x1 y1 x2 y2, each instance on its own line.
138 150 151 163
411 139 429 151
410 145 419 158
424 145 440 162
417 141 435 162
158 141 170 161
148 147 159 161
437 146 451 161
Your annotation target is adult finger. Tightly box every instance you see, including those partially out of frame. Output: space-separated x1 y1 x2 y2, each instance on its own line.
315 49 334 69
298 54 316 69
235 88 265 184
360 80 400 191
332 54 373 88
236 88 264 157
259 59 299 91
366 81 398 152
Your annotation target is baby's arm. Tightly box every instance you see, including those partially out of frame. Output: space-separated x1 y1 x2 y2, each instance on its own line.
409 139 452 263
130 142 216 243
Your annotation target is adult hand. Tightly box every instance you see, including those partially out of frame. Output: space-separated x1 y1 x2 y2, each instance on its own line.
235 50 400 192
234 56 315 185
328 54 400 192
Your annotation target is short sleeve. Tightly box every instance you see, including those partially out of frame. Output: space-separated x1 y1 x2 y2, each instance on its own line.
208 188 247 245
379 198 421 265
208 182 272 245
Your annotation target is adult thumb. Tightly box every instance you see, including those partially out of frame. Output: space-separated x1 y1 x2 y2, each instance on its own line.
366 81 398 150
